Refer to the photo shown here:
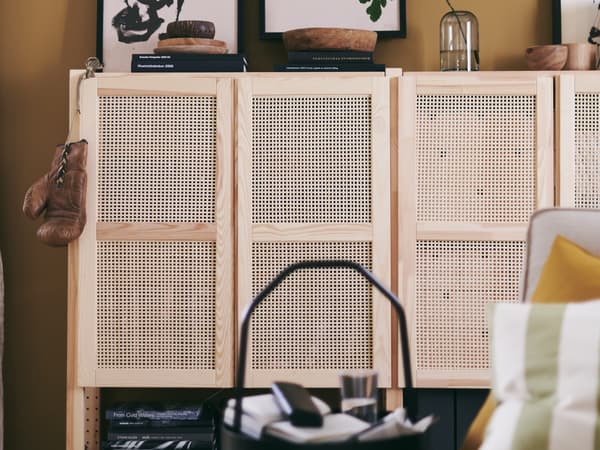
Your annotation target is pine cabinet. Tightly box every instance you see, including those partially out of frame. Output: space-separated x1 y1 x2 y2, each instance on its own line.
67 70 600 450
67 71 393 450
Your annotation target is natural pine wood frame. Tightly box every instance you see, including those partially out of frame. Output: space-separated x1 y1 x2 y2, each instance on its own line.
236 76 392 388
397 73 555 388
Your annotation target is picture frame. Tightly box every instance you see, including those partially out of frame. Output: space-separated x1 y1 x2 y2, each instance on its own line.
554 0 597 44
552 0 561 44
97 0 243 72
259 0 406 39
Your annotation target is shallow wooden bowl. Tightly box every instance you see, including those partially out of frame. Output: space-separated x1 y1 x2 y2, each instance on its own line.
525 45 568 70
283 27 378 52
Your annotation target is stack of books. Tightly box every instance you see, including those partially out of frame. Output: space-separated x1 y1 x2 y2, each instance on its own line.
102 403 217 450
131 54 247 73
274 51 385 72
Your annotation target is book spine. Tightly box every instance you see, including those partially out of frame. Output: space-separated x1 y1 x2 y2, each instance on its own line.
106 432 214 441
131 62 246 73
106 409 202 421
103 440 214 449
132 54 247 63
108 419 212 429
287 51 373 64
273 64 385 72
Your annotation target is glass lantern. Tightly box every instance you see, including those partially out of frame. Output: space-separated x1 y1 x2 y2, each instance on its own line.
440 10 479 71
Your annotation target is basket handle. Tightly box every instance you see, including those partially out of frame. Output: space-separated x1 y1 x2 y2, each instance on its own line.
232 260 413 433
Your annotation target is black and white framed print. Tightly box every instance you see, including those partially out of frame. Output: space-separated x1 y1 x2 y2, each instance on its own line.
260 0 406 39
97 0 243 72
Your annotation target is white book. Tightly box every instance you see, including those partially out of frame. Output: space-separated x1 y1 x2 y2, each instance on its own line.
224 394 331 439
266 413 371 443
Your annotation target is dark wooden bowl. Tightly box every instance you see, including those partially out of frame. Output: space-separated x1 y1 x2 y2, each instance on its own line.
166 20 215 39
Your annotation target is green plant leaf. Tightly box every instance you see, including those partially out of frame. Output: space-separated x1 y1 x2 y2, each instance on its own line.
366 0 383 22
361 0 389 22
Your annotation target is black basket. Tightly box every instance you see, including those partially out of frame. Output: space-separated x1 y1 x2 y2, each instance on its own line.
221 260 424 450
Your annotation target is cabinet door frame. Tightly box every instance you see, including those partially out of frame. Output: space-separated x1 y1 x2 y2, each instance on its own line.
398 74 555 388
557 72 600 208
73 75 234 388
236 76 392 387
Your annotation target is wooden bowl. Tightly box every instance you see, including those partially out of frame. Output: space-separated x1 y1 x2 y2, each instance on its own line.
166 20 215 39
283 27 378 52
525 45 568 70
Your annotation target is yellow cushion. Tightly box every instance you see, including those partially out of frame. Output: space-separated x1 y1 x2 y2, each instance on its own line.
460 394 496 450
460 234 600 450
531 235 600 302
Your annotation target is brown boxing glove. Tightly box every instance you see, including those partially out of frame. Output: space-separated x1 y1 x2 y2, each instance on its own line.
22 140 88 246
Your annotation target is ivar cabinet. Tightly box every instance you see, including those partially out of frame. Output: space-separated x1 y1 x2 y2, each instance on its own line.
67 70 599 450
67 71 394 450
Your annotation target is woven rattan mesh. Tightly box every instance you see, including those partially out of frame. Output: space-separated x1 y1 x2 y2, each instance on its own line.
252 96 372 224
416 95 536 223
250 242 373 370
574 93 600 209
98 96 216 223
96 241 216 369
415 240 525 371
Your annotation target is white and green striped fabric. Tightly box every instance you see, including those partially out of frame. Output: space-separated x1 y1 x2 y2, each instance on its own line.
481 300 600 450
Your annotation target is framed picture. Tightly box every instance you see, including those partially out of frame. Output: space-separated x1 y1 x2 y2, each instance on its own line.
97 0 243 72
552 0 561 44
555 0 597 44
260 0 406 39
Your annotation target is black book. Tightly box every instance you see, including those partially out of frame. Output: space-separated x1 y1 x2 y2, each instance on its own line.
106 431 214 441
109 419 213 429
103 440 214 449
132 61 247 72
132 53 247 62
287 51 373 64
131 54 247 73
273 63 385 72
106 403 209 421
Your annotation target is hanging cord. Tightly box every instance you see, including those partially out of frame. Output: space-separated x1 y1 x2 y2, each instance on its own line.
56 57 103 187
445 0 480 66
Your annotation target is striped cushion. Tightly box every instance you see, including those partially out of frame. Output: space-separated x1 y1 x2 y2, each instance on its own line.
481 300 600 450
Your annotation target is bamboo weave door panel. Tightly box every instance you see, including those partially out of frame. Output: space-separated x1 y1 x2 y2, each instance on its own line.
75 76 234 387
237 77 391 387
558 73 600 208
398 74 554 387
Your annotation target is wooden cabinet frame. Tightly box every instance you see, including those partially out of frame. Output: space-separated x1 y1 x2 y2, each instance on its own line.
397 74 555 388
236 77 392 387
67 73 235 449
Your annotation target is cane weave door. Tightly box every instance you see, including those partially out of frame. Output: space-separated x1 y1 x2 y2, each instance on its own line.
398 74 554 387
74 75 234 387
557 73 600 208
236 77 392 387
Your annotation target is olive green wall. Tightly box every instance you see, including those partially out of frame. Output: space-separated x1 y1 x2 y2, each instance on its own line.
0 1 551 449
